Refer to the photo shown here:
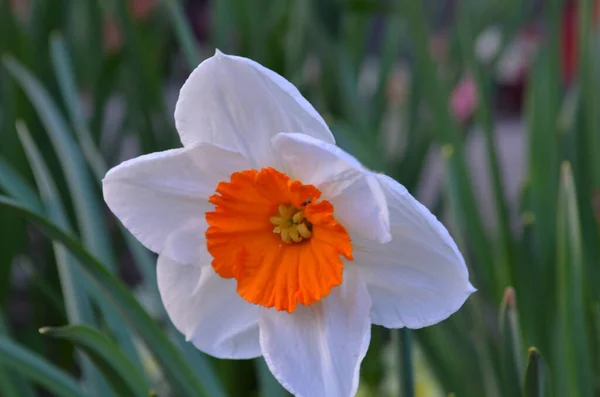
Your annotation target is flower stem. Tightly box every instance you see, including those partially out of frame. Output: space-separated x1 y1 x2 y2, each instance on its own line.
399 328 414 397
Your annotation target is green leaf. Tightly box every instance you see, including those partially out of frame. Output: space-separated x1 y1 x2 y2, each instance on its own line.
499 287 524 397
17 121 94 314
556 162 593 397
2 55 142 373
0 312 37 397
342 0 396 13
15 120 110 395
574 0 600 302
0 195 209 397
0 368 24 397
399 0 494 297
160 0 200 69
522 348 547 397
40 325 150 397
0 337 85 397
0 158 43 214
522 6 562 353
398 328 415 397
49 33 107 182
2 55 116 271
171 330 227 397
370 11 404 132
49 33 157 290
457 1 513 291
113 0 167 152
209 0 234 50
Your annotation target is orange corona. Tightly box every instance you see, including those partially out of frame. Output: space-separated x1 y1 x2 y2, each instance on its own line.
206 167 353 312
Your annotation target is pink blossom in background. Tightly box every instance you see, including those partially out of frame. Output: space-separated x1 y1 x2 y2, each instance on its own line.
9 0 29 21
450 75 478 123
131 0 157 20
102 0 157 54
103 17 122 54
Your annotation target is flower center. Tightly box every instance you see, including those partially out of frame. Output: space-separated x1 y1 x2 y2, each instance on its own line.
270 204 312 243
205 167 353 312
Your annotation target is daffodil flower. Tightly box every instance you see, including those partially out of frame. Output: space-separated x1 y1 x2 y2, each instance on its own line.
103 50 475 397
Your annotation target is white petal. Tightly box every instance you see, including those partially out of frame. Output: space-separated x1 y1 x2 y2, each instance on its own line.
353 174 475 329
157 253 261 359
175 50 335 167
273 132 390 243
260 267 371 397
102 143 250 262
161 218 207 267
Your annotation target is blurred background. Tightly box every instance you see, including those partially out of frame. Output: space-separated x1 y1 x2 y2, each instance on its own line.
0 0 599 396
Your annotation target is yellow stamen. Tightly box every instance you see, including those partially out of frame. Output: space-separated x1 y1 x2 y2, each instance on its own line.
281 229 292 244
289 229 302 243
292 211 304 223
270 216 284 225
270 204 312 244
297 223 312 238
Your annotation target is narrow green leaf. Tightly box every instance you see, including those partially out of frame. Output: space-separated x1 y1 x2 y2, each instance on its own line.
342 0 396 13
399 0 494 296
0 338 85 397
0 195 208 397
522 48 561 356
113 0 165 152
0 312 37 397
49 33 157 288
160 0 200 68
398 328 415 397
499 287 524 397
556 162 593 397
2 55 116 270
522 348 546 397
17 258 65 317
281 0 310 82
209 0 234 50
575 0 600 302
370 12 404 131
0 367 23 397
90 53 122 145
592 302 600 389
457 1 513 290
578 0 600 185
15 120 110 396
417 316 485 396
0 157 43 214
40 325 150 397
523 5 562 338
3 55 142 372
49 33 106 181
341 11 369 76
171 330 227 397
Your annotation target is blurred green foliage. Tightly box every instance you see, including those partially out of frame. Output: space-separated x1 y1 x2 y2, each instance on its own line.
0 0 599 396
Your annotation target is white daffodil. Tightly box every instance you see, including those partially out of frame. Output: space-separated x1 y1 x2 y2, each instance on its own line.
103 50 475 397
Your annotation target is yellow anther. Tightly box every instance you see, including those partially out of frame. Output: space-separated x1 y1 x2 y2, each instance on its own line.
289 229 303 243
278 204 295 218
292 211 304 223
270 216 284 225
280 229 292 244
297 223 312 238
270 204 313 243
